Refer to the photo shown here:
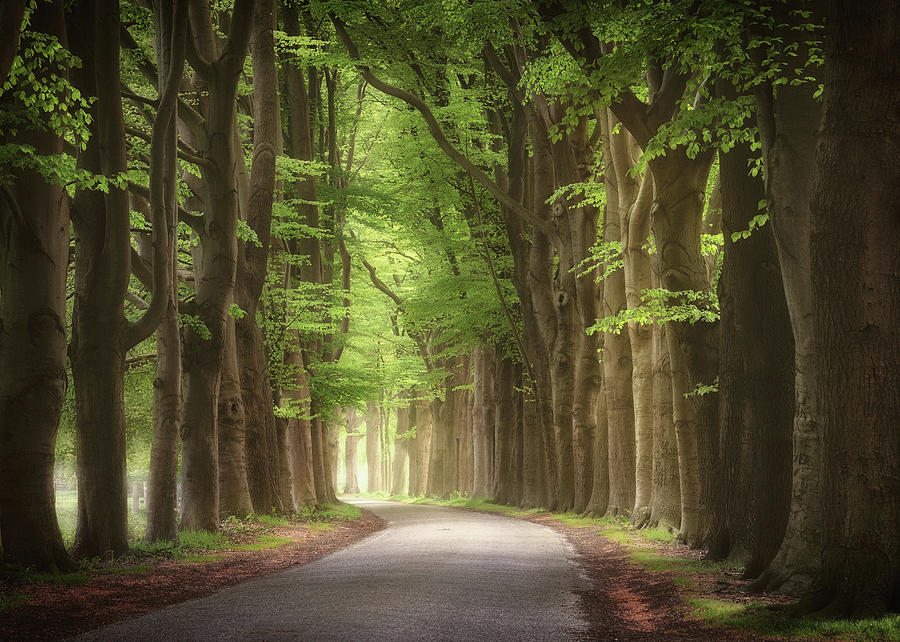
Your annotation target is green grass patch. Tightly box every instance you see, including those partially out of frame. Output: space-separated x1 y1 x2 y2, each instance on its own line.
24 570 89 585
318 503 361 521
689 598 900 640
0 591 27 611
55 489 79 547
640 527 677 543
235 535 292 551
305 522 334 531
131 539 178 557
177 529 230 551
295 502 361 523
255 514 290 527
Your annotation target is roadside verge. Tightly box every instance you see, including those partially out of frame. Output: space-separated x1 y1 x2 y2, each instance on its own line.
0 504 386 641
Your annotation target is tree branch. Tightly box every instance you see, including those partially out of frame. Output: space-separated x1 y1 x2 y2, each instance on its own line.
362 258 403 307
332 16 552 236
125 125 213 169
128 0 189 349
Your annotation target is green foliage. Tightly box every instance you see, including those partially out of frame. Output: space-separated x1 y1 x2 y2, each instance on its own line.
685 378 719 398
179 314 212 339
227 303 247 320
589 287 720 336
730 200 770 242
575 239 623 281
236 220 261 247
0 26 93 143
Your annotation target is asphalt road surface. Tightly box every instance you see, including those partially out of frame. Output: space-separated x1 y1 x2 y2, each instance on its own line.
75 500 590 641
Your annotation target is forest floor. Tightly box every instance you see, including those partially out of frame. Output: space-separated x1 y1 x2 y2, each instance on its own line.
0 504 386 641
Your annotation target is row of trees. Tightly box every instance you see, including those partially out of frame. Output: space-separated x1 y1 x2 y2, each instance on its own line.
333 0 898 616
0 0 896 618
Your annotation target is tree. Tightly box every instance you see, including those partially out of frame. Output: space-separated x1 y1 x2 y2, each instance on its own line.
145 0 188 544
0 0 77 571
179 0 254 531
804 0 900 615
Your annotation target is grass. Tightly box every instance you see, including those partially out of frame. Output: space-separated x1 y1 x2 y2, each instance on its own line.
23 571 90 585
690 598 900 641
177 529 230 551
255 514 290 527
0 592 26 611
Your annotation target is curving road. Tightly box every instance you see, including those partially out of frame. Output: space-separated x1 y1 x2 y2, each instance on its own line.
75 500 589 641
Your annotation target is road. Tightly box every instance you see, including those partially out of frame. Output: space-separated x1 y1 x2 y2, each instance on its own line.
75 500 590 641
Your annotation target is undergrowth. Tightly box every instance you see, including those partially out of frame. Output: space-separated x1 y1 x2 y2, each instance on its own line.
691 598 900 640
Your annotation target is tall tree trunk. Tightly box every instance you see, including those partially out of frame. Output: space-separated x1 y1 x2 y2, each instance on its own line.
751 26 826 596
472 347 495 498
0 0 74 571
283 348 316 507
715 123 793 574
583 354 609 517
647 149 716 547
365 401 382 493
325 419 339 501
146 0 187 544
390 403 411 495
180 0 254 532
804 0 900 614
68 0 148 559
309 412 329 503
554 115 602 515
217 318 253 518
492 357 517 505
237 0 281 516
410 400 431 496
345 432 362 495
648 322 680 531
601 113 636 517
611 133 655 527
528 126 563 511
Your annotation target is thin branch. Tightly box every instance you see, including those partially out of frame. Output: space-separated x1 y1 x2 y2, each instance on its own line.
125 125 213 169
122 90 159 109
127 181 200 231
482 43 527 114
126 290 150 309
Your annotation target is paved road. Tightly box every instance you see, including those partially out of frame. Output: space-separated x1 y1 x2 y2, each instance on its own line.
75 500 589 641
